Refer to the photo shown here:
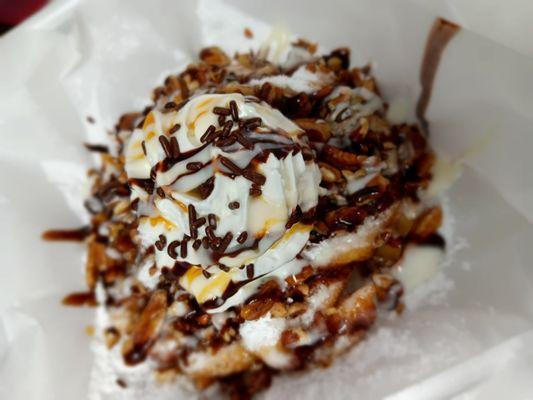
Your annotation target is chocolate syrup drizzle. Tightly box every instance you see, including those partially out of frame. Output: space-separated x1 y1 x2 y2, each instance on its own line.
416 18 460 133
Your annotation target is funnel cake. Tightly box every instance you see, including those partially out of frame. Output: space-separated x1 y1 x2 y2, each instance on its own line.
50 40 445 399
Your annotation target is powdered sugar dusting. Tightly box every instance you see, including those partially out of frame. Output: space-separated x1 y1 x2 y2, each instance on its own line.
300 285 331 326
240 313 286 351
303 209 393 267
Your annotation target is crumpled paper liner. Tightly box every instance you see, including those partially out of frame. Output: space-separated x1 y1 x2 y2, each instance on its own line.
1 0 533 399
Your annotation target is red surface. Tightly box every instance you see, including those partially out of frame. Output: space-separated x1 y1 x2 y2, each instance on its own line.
0 0 48 25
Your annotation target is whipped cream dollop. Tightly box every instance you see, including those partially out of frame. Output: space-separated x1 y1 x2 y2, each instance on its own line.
125 93 321 311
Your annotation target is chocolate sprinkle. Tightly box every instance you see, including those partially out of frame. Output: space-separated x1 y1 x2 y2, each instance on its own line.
220 157 242 176
158 135 172 158
219 264 230 272
237 231 248 244
164 101 179 110
169 124 181 134
186 162 203 171
208 213 217 229
168 241 180 259
155 234 167 251
196 176 215 199
216 232 233 254
213 107 230 116
242 169 266 185
228 201 240 210
232 130 253 150
205 226 216 241
215 135 238 147
150 167 157 181
169 137 180 158
202 269 212 279
200 125 217 143
156 187 166 198
221 120 233 137
193 239 202 250
229 100 239 121
246 264 255 279
129 178 154 195
249 185 262 197
180 238 189 258
188 204 198 238
243 117 262 129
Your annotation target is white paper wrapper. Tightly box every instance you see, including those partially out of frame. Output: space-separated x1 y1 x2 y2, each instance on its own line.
1 0 533 399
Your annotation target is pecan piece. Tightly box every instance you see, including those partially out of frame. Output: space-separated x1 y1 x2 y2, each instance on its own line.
270 302 288 318
257 82 285 104
374 242 403 267
199 46 230 67
325 206 367 230
287 302 307 317
281 330 300 347
319 162 344 183
322 144 364 171
294 118 331 142
296 284 310 296
367 114 390 134
235 52 254 68
285 265 314 286
116 112 141 132
240 280 280 321
218 82 256 96
240 297 274 321
157 75 182 99
293 38 318 54
391 212 415 237
360 78 378 94
412 207 442 239
122 290 168 365
338 284 377 332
